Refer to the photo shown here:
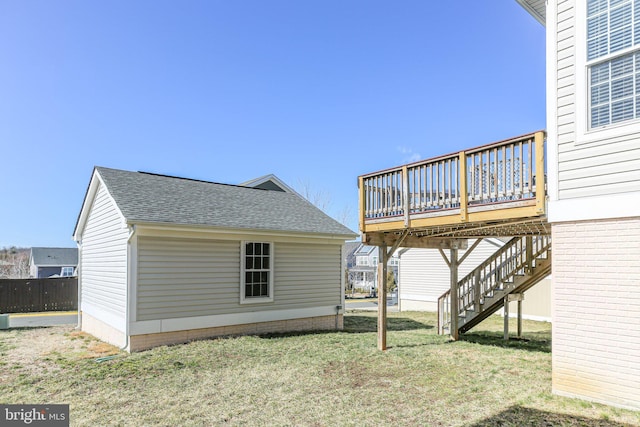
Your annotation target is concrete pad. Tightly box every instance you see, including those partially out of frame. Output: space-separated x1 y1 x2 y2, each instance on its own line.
8 311 78 328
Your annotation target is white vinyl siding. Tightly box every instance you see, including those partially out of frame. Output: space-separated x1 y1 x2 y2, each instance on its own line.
137 237 240 321
553 0 640 201
80 182 129 330
136 237 341 321
273 243 342 307
399 240 503 307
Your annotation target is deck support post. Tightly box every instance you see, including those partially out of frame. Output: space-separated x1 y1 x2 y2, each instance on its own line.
450 247 459 341
517 299 523 338
534 131 546 214
376 231 409 351
504 295 509 340
525 236 533 275
377 244 388 351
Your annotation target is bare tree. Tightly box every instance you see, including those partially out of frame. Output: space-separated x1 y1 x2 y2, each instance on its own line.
295 178 332 212
10 250 30 278
295 179 358 232
0 247 30 278
334 204 355 229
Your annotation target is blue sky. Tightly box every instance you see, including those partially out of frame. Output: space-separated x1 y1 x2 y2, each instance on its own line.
0 1 545 248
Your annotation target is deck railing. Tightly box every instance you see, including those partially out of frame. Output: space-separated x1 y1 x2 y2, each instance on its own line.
359 131 546 231
437 235 551 335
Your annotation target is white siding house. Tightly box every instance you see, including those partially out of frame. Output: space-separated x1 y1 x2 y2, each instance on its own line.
73 167 355 351
519 0 640 410
29 247 78 279
398 239 551 321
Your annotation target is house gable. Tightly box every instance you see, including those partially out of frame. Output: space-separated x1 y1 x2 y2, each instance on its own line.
73 168 127 242
240 174 297 194
77 177 130 343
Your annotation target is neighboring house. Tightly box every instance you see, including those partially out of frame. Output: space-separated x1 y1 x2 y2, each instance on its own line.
398 239 551 322
73 167 355 352
343 241 361 294
348 244 398 293
29 247 78 278
518 0 640 410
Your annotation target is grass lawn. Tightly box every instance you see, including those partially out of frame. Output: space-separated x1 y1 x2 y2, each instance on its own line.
1 311 639 426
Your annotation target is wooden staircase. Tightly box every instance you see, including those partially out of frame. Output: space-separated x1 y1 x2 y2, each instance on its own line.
438 236 551 336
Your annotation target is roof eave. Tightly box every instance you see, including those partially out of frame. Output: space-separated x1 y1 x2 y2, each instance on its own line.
130 220 357 241
73 168 128 242
515 0 546 26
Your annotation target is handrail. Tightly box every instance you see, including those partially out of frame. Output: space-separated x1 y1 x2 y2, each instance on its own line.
359 131 546 232
437 235 551 335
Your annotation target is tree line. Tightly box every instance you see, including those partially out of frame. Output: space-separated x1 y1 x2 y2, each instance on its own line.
0 247 30 279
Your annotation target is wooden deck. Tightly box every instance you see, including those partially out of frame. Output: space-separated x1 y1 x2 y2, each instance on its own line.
358 131 549 246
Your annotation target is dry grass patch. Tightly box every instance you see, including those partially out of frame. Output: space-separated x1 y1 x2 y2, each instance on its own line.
0 312 639 426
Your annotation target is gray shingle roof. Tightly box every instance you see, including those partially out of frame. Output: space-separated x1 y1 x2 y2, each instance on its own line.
95 167 356 237
31 247 78 266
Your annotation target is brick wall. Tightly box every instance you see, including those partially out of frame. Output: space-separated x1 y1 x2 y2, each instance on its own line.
552 217 640 410
128 314 343 352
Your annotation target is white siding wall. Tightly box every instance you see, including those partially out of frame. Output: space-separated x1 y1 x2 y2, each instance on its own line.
80 182 129 332
136 237 342 322
274 242 342 308
137 237 240 321
399 240 503 310
553 0 640 200
545 0 640 410
399 239 551 320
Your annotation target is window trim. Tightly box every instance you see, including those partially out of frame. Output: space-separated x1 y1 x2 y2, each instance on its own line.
240 241 274 304
356 256 369 266
577 0 640 144
61 266 74 277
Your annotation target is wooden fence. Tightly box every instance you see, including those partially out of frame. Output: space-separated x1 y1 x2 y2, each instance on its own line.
0 277 78 313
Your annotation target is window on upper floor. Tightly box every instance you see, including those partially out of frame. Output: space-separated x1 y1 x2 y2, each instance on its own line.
372 256 378 266
240 242 273 303
61 267 74 277
356 256 369 266
587 0 640 129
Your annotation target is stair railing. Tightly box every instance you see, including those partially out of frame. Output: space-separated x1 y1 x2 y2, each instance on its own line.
438 235 551 335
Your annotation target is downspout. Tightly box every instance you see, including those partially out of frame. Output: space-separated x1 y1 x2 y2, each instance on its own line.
122 224 136 351
337 243 346 330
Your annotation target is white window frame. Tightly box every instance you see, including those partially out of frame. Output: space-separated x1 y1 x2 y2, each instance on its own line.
240 241 274 304
61 267 74 277
356 256 369 266
576 0 640 144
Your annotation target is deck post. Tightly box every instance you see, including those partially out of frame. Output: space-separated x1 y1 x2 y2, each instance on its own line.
534 131 545 214
517 299 523 338
473 269 481 313
458 151 468 222
504 295 509 340
450 247 459 340
377 244 388 351
402 166 410 227
358 176 365 232
525 236 533 275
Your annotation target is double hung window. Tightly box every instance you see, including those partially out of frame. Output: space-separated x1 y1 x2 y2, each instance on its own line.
241 242 273 303
588 0 640 128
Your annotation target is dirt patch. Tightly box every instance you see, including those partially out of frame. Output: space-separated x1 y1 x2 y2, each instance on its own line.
0 326 121 383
